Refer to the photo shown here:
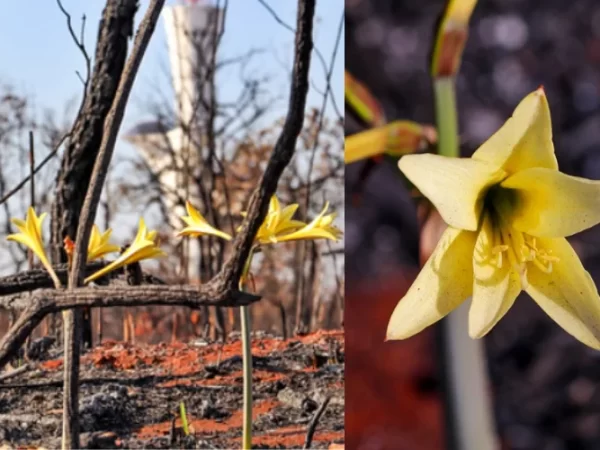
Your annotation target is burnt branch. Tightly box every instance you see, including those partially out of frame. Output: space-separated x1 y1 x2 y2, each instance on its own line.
216 0 315 290
0 284 259 368
50 0 138 262
0 263 165 298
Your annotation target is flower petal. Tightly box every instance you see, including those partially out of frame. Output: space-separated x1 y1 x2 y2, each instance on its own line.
472 88 558 173
386 227 476 340
525 237 600 349
500 167 600 238
469 214 521 338
399 154 506 231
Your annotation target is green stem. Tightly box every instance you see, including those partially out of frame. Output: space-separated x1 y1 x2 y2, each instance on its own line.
434 77 459 158
240 248 256 450
433 74 498 450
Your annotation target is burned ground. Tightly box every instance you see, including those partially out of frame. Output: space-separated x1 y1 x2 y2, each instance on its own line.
0 330 344 449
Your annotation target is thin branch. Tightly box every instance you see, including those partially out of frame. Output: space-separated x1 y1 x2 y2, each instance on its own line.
217 0 315 289
0 284 259 369
70 0 165 283
56 0 91 89
256 0 342 121
303 395 331 450
0 262 165 298
0 133 68 206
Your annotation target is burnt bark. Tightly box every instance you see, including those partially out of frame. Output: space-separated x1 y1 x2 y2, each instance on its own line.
50 0 138 348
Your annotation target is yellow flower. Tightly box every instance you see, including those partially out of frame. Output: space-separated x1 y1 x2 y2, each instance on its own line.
387 88 600 349
252 196 307 244
178 196 342 246
85 218 166 284
63 225 120 264
272 202 343 243
177 200 232 241
88 225 121 260
7 207 60 285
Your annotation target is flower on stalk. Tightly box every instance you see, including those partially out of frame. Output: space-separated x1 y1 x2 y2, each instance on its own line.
251 196 307 244
6 207 59 285
177 200 233 241
387 88 600 350
63 225 120 265
431 0 478 77
268 202 342 243
85 218 165 284
178 196 342 245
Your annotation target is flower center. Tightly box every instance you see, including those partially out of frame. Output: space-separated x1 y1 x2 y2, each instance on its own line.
483 186 559 287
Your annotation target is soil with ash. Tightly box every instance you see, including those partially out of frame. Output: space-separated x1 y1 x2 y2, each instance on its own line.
0 330 344 449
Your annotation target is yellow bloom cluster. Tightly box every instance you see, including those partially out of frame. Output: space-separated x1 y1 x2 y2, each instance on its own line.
6 210 164 286
177 195 342 245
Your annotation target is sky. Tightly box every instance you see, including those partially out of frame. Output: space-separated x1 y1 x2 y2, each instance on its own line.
0 0 344 132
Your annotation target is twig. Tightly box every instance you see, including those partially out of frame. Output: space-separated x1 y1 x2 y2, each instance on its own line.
302 395 331 450
256 0 343 122
25 131 36 356
0 133 68 206
217 0 315 290
0 363 31 383
56 0 91 89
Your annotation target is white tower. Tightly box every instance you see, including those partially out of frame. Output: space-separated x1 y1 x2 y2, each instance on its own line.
124 0 223 278
163 0 222 126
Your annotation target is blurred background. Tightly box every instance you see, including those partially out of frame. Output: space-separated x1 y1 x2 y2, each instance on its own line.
345 0 600 449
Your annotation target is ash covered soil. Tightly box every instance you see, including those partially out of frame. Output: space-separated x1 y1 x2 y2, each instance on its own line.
0 330 344 449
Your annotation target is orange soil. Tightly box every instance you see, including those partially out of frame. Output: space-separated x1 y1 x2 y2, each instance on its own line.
135 398 280 439
248 426 344 448
38 331 343 447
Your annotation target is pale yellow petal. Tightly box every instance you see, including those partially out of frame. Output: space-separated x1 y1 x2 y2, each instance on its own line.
526 237 600 350
500 167 600 238
472 88 558 173
386 227 477 340
469 214 521 338
398 154 506 231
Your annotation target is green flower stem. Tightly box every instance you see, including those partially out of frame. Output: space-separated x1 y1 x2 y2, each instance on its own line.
434 76 459 158
240 248 256 450
433 74 498 450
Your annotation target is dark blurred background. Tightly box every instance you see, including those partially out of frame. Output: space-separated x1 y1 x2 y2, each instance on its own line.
345 0 600 449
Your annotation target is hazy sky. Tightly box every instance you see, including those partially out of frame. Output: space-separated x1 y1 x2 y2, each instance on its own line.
0 0 344 131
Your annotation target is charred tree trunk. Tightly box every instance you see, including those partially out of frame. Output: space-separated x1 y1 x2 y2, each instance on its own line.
50 0 137 348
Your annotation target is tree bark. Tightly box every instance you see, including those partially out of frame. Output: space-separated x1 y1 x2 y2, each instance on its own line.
50 0 138 347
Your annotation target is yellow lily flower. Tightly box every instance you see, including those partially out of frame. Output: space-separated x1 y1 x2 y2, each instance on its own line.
272 202 343 243
178 196 342 246
177 200 233 241
252 196 307 244
387 88 600 349
63 225 120 264
7 207 60 286
85 218 166 284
